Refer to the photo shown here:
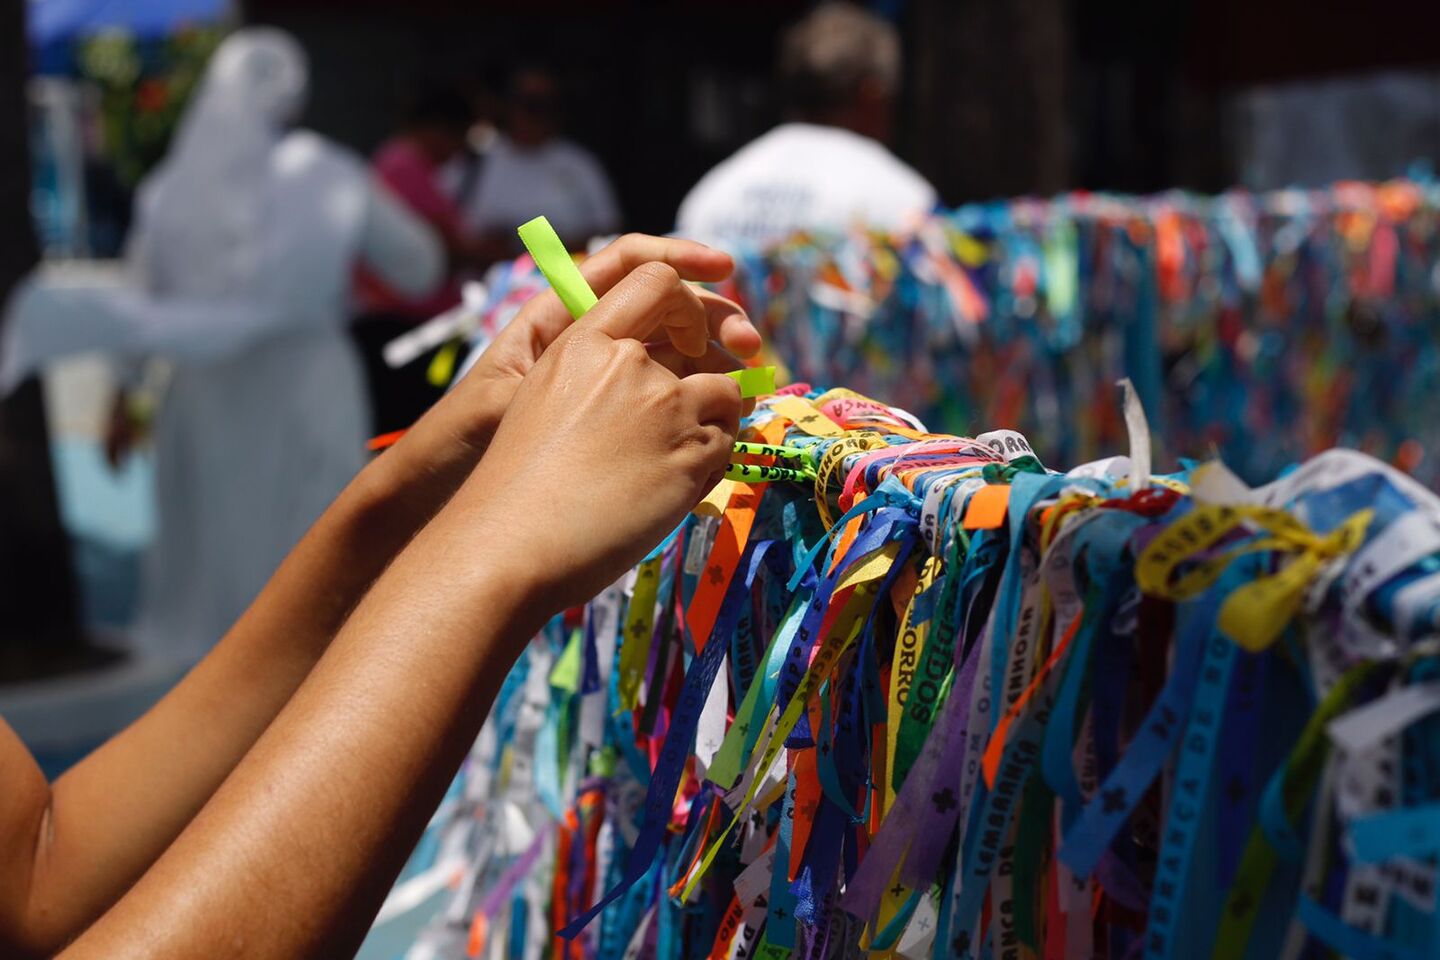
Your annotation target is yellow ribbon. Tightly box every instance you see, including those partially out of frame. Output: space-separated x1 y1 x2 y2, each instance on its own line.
426 339 459 387
813 432 888 530
616 554 664 712
1137 504 1374 651
884 556 940 817
1218 509 1373 651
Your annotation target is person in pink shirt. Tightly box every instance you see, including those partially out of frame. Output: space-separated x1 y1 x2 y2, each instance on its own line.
355 87 494 433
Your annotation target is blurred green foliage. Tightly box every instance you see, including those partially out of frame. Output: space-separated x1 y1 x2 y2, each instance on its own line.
77 25 225 187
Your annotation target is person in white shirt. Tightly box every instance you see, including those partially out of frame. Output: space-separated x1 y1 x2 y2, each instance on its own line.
450 65 622 255
676 2 937 247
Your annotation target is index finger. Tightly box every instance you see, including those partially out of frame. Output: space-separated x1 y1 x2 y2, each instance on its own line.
506 277 760 365
580 234 734 294
579 237 759 357
506 233 744 360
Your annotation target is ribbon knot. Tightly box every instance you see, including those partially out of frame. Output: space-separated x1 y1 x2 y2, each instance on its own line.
1217 508 1374 651
1138 503 1375 652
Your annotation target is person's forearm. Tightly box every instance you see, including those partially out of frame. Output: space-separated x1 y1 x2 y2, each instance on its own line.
14 234 744 955
60 478 546 959
26 389 506 951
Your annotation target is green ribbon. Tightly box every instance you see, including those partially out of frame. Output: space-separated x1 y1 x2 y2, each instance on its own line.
981 455 1047 486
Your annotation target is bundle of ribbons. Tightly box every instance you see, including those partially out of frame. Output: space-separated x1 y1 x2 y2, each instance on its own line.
462 179 1440 489
388 382 1440 960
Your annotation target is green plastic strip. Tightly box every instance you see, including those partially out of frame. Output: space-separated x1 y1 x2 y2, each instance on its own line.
549 627 584 692
517 215 598 320
723 463 811 484
731 440 810 458
727 365 776 398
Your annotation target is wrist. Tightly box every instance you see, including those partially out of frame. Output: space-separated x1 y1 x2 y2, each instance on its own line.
362 376 508 511
440 374 509 453
426 487 557 646
346 448 415 524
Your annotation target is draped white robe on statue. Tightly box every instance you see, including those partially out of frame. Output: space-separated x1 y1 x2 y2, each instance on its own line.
1 30 442 660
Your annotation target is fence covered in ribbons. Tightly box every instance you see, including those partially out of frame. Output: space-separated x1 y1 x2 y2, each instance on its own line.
462 179 1440 489
384 384 1440 960
716 180 1440 489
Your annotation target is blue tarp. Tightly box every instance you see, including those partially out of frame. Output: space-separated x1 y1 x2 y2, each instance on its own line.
28 0 229 47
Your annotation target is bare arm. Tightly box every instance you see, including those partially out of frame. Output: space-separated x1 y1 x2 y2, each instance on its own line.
0 236 757 957
59 263 742 958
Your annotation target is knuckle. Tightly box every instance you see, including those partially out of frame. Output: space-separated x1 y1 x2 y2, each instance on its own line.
637 365 672 393
555 329 591 361
631 260 681 290
612 338 649 364
675 422 714 456
652 383 686 421
699 425 733 467
657 377 686 407
616 232 647 250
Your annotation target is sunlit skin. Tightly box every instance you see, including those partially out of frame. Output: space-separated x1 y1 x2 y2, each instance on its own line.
0 235 761 959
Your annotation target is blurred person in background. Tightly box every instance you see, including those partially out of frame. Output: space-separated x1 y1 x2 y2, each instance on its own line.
3 28 443 662
354 85 498 434
448 63 622 254
675 1 936 246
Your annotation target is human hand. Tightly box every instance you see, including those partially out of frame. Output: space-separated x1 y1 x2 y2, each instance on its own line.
438 234 756 446
378 234 759 509
456 261 744 613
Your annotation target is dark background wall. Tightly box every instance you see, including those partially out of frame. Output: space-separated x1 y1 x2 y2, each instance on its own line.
245 0 810 235
245 0 1440 233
